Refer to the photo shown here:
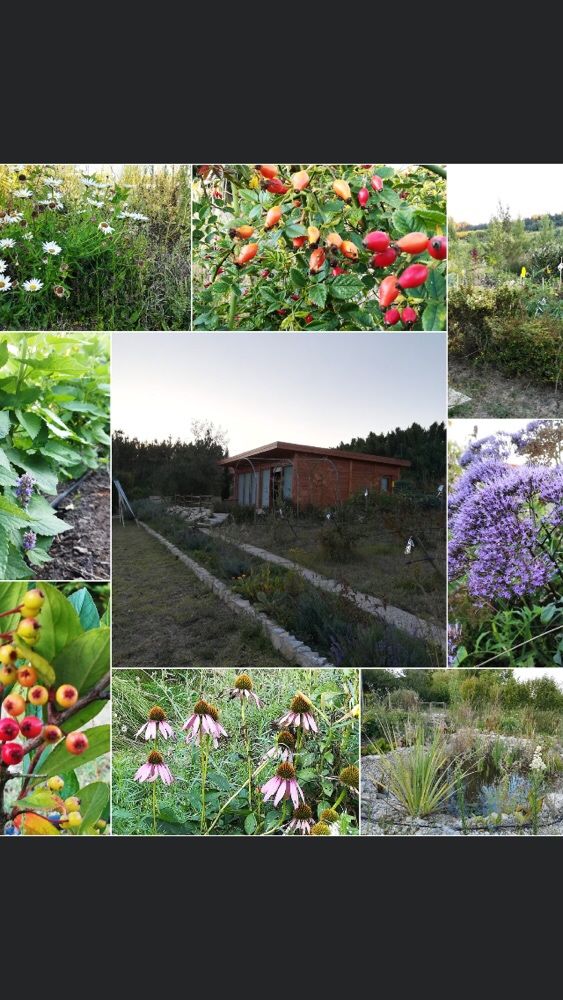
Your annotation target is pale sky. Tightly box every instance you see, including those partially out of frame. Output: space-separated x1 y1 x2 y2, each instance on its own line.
112 333 446 454
448 418 530 448
448 163 563 225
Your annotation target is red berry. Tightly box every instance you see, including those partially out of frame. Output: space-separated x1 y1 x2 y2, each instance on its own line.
1 742 24 766
384 308 401 326
357 187 370 208
304 314 313 324
363 230 390 252
331 266 347 276
20 716 43 739
371 248 398 268
43 725 62 744
378 275 400 308
428 235 447 260
292 236 307 248
260 269 270 278
266 178 289 194
396 232 429 255
216 267 224 275
0 718 20 742
276 309 287 316
401 307 418 327
290 293 300 301
398 264 429 289
65 731 89 755
309 248 326 274
370 175 383 192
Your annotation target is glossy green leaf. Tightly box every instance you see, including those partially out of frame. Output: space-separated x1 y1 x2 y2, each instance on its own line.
77 782 110 834
38 725 110 777
52 627 110 691
67 588 100 631
34 581 83 662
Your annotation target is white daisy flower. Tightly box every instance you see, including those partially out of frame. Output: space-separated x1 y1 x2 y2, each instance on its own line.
12 188 33 199
42 241 62 256
0 259 7 273
81 177 98 188
98 222 114 234
22 278 43 292
0 275 12 292
22 232 33 240
87 198 105 208
0 213 23 225
118 210 149 221
0 238 15 249
44 178 63 187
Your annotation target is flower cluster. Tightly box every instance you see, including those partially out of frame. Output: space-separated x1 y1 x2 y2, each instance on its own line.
22 530 37 552
530 746 547 773
449 442 562 602
15 473 35 508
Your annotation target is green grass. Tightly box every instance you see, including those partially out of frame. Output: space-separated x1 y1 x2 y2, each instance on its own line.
112 668 359 836
112 524 289 667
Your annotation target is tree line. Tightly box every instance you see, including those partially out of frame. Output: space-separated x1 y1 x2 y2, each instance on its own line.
338 421 446 488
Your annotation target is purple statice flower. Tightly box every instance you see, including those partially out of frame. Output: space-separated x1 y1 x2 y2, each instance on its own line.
449 463 563 602
15 473 35 508
459 433 512 469
22 530 37 552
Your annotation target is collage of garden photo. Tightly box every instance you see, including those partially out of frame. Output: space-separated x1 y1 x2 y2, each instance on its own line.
0 161 561 837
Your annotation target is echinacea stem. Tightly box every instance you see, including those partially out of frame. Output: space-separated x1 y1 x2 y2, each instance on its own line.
206 757 270 835
200 735 209 833
152 778 157 835
240 698 252 810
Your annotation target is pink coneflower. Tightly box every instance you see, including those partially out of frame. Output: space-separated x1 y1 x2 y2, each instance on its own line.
133 749 173 785
286 802 314 835
183 699 228 748
265 729 295 763
278 692 318 733
135 705 175 741
261 761 304 809
228 672 262 706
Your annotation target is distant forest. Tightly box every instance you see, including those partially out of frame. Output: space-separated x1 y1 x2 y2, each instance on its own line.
456 211 563 232
338 421 446 487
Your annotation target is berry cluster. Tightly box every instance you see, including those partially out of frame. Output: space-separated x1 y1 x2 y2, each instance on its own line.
3 776 107 836
0 588 92 834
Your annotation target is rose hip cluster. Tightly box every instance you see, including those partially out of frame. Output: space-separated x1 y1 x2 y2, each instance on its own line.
0 588 89 770
202 163 446 329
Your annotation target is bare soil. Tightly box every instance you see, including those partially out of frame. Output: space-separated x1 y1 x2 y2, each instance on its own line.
34 468 111 582
112 523 289 667
449 356 561 418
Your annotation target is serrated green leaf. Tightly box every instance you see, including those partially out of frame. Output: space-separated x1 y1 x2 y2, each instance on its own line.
0 411 10 438
0 524 9 578
15 409 42 439
284 224 307 238
392 206 416 236
329 274 364 300
4 448 58 494
26 495 71 537
308 284 328 309
289 267 307 288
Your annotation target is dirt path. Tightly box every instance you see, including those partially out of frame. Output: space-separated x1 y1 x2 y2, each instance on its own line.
112 523 289 667
449 357 561 417
35 468 111 581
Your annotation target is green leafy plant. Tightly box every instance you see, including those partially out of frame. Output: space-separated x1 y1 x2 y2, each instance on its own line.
193 164 446 331
0 332 109 577
0 582 110 836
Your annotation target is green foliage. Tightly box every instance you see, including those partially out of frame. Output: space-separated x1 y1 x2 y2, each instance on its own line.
0 332 109 576
193 164 446 331
113 420 226 500
0 163 190 330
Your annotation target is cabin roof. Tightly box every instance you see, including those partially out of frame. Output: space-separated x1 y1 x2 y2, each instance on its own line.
218 441 411 468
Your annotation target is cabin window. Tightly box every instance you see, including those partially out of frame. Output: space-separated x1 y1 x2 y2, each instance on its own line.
238 471 256 505
380 477 389 493
283 465 293 500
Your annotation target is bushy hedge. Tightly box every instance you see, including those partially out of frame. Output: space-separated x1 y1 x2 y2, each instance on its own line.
449 286 561 382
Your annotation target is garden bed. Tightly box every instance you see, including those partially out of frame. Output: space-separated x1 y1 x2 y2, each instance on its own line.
362 733 563 836
217 504 445 628
131 503 444 668
34 469 110 581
